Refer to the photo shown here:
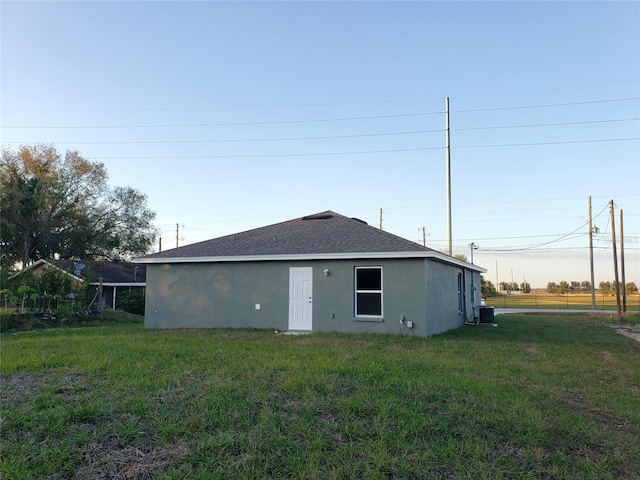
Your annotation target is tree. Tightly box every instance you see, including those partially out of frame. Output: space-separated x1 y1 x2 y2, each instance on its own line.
17 285 32 313
547 282 558 294
626 282 638 294
1 145 158 268
557 281 570 294
0 289 11 308
505 282 519 292
3 265 93 315
520 281 531 294
454 254 468 262
481 278 495 295
580 281 591 293
599 281 612 295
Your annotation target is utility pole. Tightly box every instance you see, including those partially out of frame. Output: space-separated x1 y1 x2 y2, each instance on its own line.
469 242 477 264
511 267 514 293
588 196 596 309
610 200 622 316
495 261 499 292
422 227 427 247
379 208 383 230
445 97 452 256
176 223 180 249
159 237 162 252
620 209 626 313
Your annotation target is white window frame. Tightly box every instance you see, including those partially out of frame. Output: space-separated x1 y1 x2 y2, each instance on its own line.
355 266 383 318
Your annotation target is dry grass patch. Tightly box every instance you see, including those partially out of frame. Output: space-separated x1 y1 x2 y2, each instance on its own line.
607 323 640 342
74 438 190 480
596 350 613 361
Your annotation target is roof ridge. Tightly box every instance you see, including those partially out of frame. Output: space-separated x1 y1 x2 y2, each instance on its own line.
140 209 441 260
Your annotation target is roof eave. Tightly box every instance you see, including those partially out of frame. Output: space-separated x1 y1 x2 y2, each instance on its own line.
135 251 487 273
10 259 85 283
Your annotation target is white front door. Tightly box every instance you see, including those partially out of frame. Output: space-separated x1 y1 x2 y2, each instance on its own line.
288 267 313 331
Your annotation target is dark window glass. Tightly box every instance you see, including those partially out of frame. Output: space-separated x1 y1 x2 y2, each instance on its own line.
457 273 463 312
357 268 381 290
356 293 382 316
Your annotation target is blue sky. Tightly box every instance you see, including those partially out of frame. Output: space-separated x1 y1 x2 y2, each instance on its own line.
1 1 638 288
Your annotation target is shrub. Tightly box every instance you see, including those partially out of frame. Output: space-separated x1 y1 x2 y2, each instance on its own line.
0 311 17 332
56 303 72 324
117 291 145 316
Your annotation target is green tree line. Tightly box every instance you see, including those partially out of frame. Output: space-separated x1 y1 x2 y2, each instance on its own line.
546 280 638 295
1 145 158 270
482 278 638 296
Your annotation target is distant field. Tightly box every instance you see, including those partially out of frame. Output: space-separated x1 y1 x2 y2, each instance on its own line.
486 293 640 310
1 313 639 479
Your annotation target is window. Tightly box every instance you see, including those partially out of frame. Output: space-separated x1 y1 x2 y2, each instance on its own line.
457 272 466 315
355 267 383 317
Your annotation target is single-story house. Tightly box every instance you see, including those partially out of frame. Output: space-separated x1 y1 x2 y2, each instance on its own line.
24 259 146 310
136 211 486 337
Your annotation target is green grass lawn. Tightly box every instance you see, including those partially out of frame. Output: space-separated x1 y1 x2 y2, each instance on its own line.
2 314 639 479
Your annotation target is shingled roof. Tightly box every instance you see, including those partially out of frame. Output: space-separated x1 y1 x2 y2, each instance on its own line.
51 259 146 285
137 211 484 273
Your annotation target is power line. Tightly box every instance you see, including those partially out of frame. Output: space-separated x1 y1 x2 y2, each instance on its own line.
454 117 640 132
156 196 636 231
486 204 609 252
87 137 639 160
375 194 640 210
385 205 603 217
1 111 442 130
0 97 446 114
472 246 640 253
6 117 638 146
453 97 639 113
454 138 639 149
90 146 442 159
3 97 638 130
395 216 594 225
415 204 612 253
451 79 640 100
454 233 587 241
3 80 637 113
1 129 442 146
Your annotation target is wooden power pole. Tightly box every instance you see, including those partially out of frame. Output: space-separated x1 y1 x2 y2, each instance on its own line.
588 196 596 309
620 209 626 313
610 200 622 316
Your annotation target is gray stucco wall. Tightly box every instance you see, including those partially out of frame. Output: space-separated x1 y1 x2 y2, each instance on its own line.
144 258 480 337
144 262 288 330
312 259 427 336
424 261 482 336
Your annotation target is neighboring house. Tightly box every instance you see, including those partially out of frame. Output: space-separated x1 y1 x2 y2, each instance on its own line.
25 259 146 310
136 211 486 337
